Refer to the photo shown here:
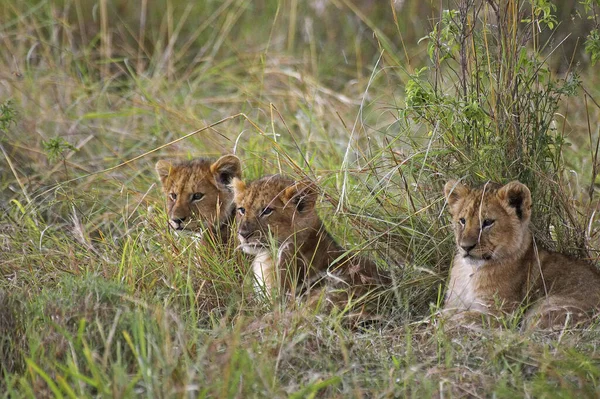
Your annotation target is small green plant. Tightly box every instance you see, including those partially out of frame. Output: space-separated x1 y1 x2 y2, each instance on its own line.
522 0 558 29
585 28 600 65
0 100 16 133
42 137 77 163
581 0 600 65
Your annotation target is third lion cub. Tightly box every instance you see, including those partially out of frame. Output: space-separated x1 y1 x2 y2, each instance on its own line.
443 180 600 329
232 174 390 317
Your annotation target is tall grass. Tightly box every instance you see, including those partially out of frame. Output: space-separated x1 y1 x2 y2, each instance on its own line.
1 0 600 396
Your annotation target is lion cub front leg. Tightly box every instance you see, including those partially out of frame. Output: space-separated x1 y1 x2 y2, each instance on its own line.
251 249 276 299
251 246 304 300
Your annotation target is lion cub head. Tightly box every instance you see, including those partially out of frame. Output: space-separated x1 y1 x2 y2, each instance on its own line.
155 155 241 231
231 175 319 255
444 180 532 263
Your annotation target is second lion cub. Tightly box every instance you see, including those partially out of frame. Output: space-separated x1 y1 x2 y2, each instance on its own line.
443 180 600 329
232 174 390 315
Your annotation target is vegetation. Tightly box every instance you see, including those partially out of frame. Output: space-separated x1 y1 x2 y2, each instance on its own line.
1 0 600 396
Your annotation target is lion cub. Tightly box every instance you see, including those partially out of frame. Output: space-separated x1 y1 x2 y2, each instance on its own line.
443 180 600 329
231 174 390 312
155 155 241 245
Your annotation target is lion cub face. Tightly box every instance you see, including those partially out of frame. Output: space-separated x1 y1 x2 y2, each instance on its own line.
444 180 532 263
231 175 319 255
155 155 241 231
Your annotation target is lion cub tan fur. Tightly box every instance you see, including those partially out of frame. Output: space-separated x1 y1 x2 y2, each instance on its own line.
232 174 390 315
444 180 600 329
155 155 241 245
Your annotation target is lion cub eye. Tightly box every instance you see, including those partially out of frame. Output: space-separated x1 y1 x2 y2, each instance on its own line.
168 193 177 201
482 219 495 228
237 207 246 216
191 192 204 202
458 217 466 226
260 207 274 217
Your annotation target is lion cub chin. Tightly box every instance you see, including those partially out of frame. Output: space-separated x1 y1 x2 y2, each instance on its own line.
443 180 600 330
231 174 390 319
155 155 241 245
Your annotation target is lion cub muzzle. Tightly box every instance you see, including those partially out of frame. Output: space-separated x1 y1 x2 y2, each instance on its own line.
237 221 267 254
169 216 187 230
460 242 476 255
238 221 255 240
459 228 485 258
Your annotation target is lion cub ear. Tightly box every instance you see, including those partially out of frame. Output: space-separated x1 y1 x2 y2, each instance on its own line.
230 177 246 204
444 180 469 212
282 180 318 213
210 155 242 187
497 181 532 221
155 160 173 184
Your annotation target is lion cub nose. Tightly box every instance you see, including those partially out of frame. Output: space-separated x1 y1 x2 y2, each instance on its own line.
461 243 476 253
170 217 186 229
238 228 253 240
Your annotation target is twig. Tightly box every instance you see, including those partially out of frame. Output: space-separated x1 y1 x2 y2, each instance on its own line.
0 142 31 204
